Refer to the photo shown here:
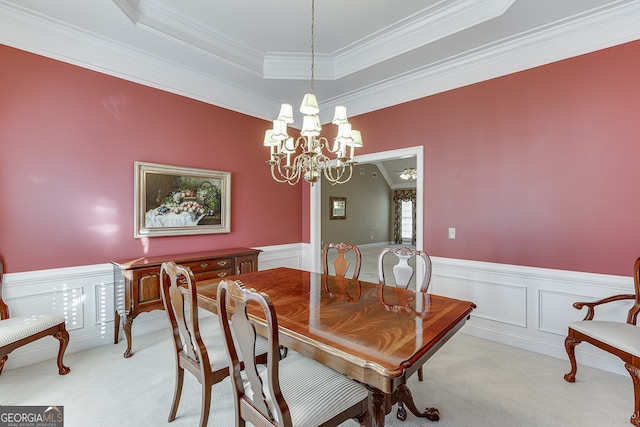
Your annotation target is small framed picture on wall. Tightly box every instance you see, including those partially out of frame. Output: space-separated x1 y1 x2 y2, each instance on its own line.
329 196 347 220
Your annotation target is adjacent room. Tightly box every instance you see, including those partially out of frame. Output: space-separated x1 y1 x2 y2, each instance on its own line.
2 1 640 426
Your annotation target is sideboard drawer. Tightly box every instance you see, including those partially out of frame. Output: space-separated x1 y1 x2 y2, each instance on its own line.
184 258 233 274
193 268 234 281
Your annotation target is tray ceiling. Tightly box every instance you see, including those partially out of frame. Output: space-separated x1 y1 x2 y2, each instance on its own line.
1 0 639 126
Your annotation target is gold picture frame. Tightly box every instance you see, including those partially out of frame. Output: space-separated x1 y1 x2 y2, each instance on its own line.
329 197 347 220
134 162 231 238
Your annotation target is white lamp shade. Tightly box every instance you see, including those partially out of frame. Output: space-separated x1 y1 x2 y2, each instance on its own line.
301 115 321 137
332 105 348 124
277 104 294 124
272 119 289 140
349 129 363 147
263 129 279 146
300 93 320 115
335 122 353 144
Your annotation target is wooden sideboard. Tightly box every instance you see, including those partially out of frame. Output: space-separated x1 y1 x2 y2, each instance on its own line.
112 247 261 358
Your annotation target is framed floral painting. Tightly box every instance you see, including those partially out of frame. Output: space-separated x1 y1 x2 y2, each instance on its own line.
134 162 231 237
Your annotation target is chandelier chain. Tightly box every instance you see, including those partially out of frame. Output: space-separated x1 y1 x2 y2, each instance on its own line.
310 0 315 93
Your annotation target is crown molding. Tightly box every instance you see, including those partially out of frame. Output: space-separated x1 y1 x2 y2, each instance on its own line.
0 1 278 120
2 0 640 124
122 0 265 77
321 0 640 120
117 0 516 81
263 0 516 80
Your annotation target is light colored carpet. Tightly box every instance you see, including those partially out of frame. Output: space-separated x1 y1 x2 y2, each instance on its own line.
0 324 633 427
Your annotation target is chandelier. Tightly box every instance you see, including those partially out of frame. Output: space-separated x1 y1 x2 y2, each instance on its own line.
263 0 362 186
400 168 417 180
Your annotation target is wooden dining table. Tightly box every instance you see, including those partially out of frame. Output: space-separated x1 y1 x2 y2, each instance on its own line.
196 267 476 427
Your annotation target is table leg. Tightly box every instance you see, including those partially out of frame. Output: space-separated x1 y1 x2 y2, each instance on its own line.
394 383 440 421
370 389 387 427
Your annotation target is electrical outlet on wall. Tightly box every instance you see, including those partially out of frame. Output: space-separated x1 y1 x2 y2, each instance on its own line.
448 227 456 239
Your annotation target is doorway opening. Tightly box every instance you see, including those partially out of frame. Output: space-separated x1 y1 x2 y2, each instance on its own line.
310 146 424 273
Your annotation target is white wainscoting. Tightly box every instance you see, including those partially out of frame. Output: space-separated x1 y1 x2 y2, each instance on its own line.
430 256 634 376
2 244 305 371
2 245 635 378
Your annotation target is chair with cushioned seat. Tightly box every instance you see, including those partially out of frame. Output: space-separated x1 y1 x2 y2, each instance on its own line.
217 278 371 427
564 256 640 426
160 261 267 427
322 242 362 279
377 246 433 421
0 258 71 377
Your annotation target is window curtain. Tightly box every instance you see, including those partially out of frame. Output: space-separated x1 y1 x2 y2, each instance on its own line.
392 189 417 245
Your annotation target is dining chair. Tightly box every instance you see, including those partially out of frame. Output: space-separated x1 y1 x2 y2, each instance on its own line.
0 258 71 377
377 246 432 293
217 278 372 427
564 256 640 427
377 246 433 421
322 242 362 279
159 261 267 427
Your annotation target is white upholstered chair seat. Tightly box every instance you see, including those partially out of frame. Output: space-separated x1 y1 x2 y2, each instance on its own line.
564 258 640 426
569 320 640 357
256 352 370 426
0 315 66 346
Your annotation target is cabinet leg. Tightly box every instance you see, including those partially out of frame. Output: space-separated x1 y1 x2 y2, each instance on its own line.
114 311 121 344
122 315 134 358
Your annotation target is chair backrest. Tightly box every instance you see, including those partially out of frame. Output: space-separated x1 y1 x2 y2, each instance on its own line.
322 242 362 279
217 279 290 427
160 261 211 376
0 259 9 320
628 257 640 324
377 246 432 293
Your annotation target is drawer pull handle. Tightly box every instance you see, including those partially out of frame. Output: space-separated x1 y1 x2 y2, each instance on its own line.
217 272 227 278
200 262 209 268
217 261 228 267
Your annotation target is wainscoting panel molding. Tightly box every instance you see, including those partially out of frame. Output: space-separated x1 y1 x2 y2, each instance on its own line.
433 275 527 328
1 244 306 371
255 243 304 271
2 247 635 377
430 256 634 376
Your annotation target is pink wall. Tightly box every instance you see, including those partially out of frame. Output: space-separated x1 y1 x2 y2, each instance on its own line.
2 40 640 276
0 45 302 273
351 40 640 276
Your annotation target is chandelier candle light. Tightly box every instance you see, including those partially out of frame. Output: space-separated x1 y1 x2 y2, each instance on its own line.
263 0 362 185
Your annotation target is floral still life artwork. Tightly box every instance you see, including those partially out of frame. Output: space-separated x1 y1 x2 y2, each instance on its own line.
134 162 231 237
